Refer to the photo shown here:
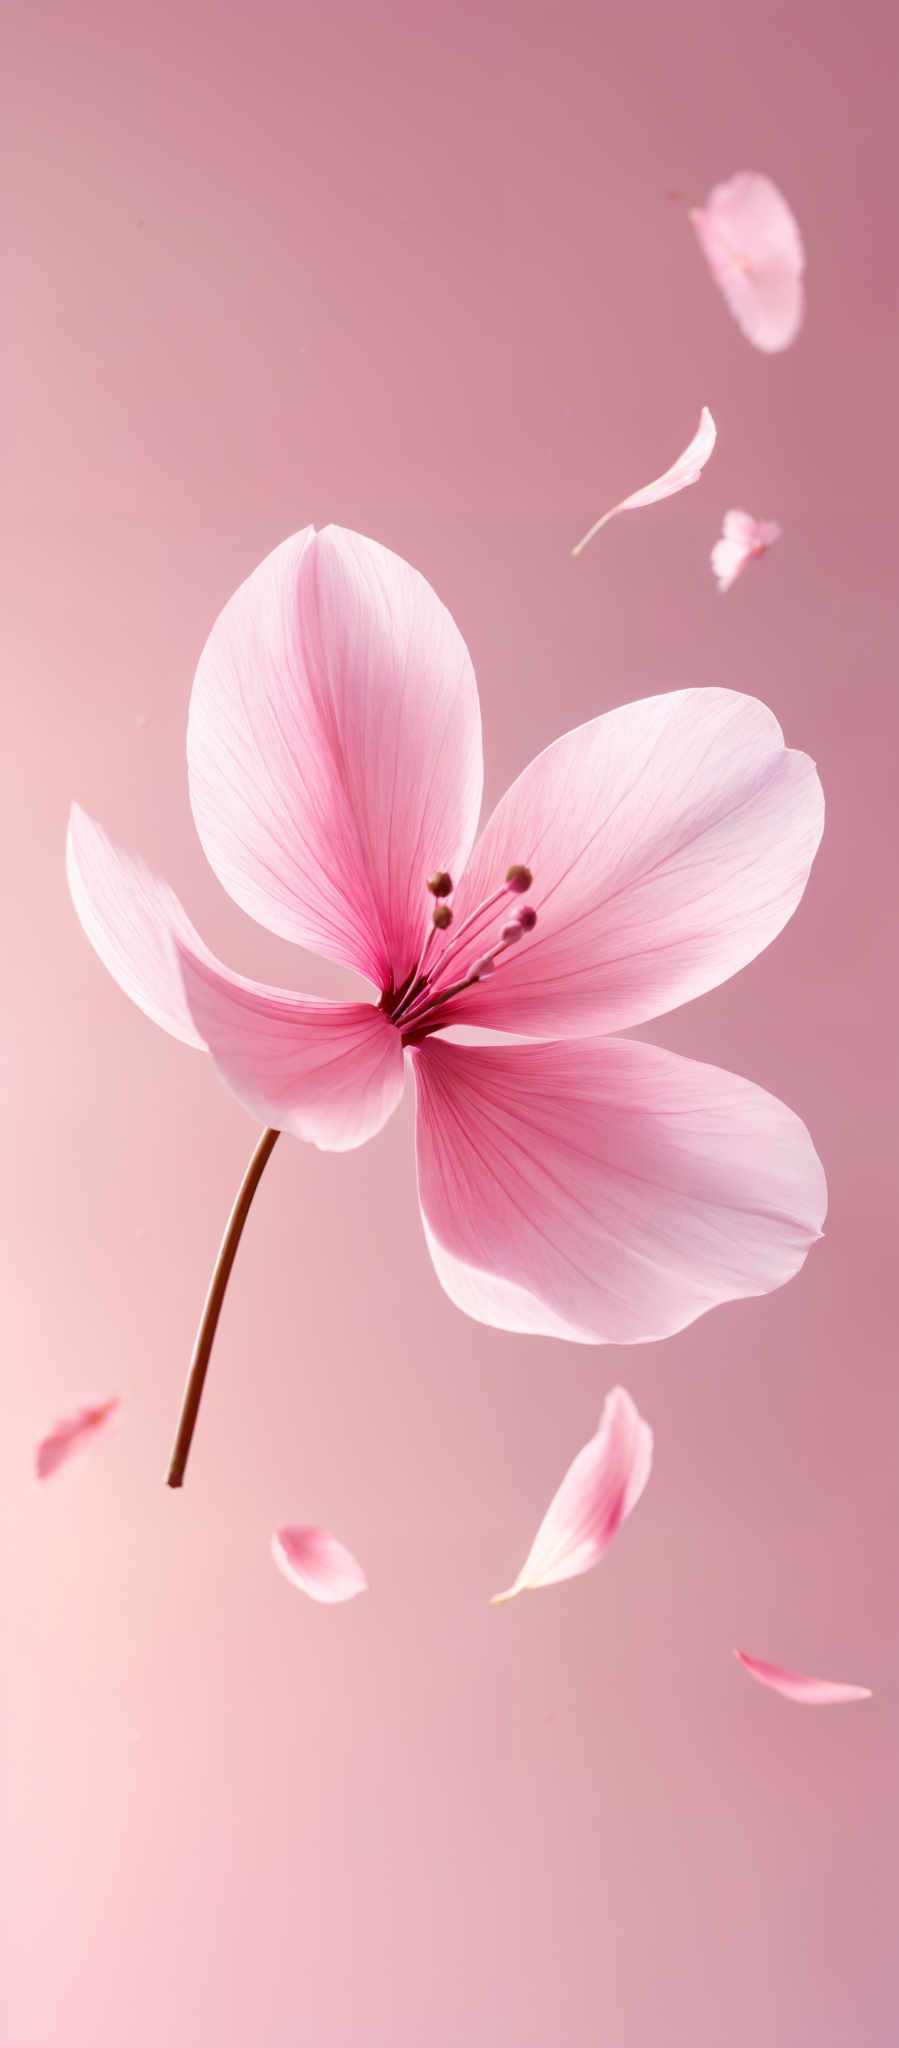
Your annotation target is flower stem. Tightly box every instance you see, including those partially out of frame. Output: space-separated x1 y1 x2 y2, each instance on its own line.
166 1126 280 1489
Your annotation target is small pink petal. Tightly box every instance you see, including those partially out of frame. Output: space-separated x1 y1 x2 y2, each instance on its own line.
35 1399 120 1480
711 508 782 593
493 1387 653 1600
572 407 716 555
735 1651 871 1705
690 173 804 353
271 1526 368 1604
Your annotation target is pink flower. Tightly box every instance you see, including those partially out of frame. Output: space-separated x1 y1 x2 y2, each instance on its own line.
712 508 782 593
689 172 804 354
68 527 825 1472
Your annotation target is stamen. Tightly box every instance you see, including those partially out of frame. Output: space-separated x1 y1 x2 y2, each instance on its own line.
515 904 537 932
432 903 453 930
427 870 454 898
505 864 533 894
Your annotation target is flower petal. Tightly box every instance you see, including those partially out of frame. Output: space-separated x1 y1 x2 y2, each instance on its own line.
492 1387 652 1601
690 173 804 353
187 526 483 992
35 1399 119 1480
177 949 404 1151
711 509 782 593
412 1035 825 1343
440 689 823 1038
735 1652 871 1704
67 804 214 1047
572 407 716 555
271 1526 368 1603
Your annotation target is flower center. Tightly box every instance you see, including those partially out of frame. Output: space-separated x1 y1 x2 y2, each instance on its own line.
382 866 538 1042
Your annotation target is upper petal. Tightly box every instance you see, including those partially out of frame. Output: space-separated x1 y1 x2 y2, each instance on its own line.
412 1035 826 1344
440 689 823 1037
177 949 404 1151
690 172 804 353
187 526 483 991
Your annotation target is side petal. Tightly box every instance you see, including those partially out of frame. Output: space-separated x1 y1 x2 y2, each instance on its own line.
67 804 214 1046
177 949 404 1151
187 526 483 992
271 1526 368 1603
411 1036 826 1344
572 407 716 555
735 1652 871 1704
493 1387 652 1600
35 1399 119 1480
690 172 804 353
442 689 823 1037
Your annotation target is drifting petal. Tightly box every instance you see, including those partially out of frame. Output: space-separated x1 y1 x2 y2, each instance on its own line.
443 689 823 1038
412 1035 825 1344
177 949 404 1151
572 407 716 555
188 526 483 992
67 805 215 1047
690 173 804 353
711 509 782 593
271 1526 368 1603
735 1652 871 1705
35 1399 119 1480
493 1387 652 1600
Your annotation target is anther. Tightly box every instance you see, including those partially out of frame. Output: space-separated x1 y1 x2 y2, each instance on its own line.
505 864 532 893
432 903 453 930
471 954 497 979
515 904 537 932
500 920 524 945
427 871 454 898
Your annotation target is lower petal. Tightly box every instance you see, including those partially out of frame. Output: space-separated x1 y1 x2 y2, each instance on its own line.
177 950 404 1151
411 1036 825 1343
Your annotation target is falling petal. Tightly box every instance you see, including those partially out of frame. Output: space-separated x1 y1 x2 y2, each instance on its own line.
711 508 782 593
35 1399 120 1480
690 173 804 352
492 1387 652 1600
271 1525 368 1604
735 1651 871 1704
572 407 716 556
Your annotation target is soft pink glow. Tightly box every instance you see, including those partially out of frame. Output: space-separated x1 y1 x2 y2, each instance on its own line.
712 508 782 592
493 1386 652 1599
34 1399 119 1480
690 172 804 352
8 4 895 2043
271 1525 369 1603
735 1652 871 1705
572 405 716 554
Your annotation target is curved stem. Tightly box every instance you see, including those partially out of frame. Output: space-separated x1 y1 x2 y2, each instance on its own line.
166 1126 280 1489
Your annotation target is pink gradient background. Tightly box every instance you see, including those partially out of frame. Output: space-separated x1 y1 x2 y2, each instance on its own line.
4 2 898 2042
